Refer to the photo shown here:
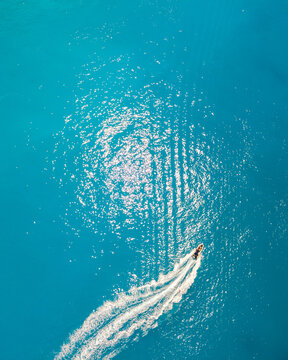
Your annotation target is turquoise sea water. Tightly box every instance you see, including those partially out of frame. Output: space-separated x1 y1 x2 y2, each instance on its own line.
1 0 288 359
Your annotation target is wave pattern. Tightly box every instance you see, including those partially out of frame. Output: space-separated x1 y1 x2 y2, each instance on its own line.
53 53 219 279
55 250 201 360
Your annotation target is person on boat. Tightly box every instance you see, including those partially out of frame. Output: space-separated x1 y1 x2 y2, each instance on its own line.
192 244 204 259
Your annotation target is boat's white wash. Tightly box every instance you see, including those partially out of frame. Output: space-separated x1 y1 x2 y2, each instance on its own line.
55 250 202 360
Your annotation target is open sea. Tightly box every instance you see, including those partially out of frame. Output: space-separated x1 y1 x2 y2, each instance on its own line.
1 0 288 359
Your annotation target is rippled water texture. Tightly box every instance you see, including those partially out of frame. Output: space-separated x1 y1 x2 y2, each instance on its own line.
53 51 222 279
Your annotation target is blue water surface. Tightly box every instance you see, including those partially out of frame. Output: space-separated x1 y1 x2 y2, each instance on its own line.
1 0 288 359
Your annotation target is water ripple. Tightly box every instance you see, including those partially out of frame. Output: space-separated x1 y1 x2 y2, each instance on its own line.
53 53 219 280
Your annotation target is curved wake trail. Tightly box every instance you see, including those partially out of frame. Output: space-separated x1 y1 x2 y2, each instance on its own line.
55 251 201 360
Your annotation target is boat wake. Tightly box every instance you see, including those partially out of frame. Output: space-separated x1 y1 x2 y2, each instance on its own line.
55 250 201 360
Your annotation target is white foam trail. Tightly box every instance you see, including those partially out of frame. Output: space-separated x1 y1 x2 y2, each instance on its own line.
55 250 201 360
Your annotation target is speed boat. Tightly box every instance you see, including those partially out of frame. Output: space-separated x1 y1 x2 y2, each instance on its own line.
192 244 204 259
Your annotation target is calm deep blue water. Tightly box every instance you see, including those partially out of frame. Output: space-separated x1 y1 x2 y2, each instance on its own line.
1 0 288 359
